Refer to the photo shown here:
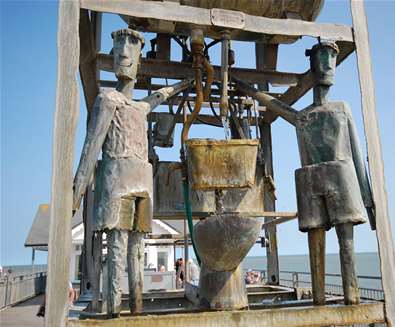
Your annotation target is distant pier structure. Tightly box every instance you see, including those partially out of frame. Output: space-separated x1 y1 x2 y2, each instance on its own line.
47 1 394 326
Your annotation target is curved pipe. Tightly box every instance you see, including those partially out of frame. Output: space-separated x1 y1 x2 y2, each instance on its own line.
181 62 203 145
181 31 214 144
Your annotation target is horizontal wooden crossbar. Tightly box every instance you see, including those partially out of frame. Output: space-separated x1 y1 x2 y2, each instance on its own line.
80 0 354 42
154 211 297 220
68 302 384 327
97 54 300 87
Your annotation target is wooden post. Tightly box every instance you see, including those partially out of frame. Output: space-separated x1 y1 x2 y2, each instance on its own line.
81 181 103 312
79 8 99 116
45 1 80 327
156 33 171 61
351 1 395 326
91 231 102 311
81 183 94 294
80 10 102 305
256 42 280 285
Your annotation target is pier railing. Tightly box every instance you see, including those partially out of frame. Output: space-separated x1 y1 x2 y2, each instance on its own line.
0 272 47 309
253 270 383 301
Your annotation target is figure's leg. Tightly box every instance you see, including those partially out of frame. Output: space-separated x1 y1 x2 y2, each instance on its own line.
107 228 128 318
335 223 360 304
127 230 145 314
308 228 326 305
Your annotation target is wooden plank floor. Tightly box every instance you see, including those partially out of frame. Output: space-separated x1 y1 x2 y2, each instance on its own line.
0 295 45 327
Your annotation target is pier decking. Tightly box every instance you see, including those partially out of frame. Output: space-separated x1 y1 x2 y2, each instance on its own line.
0 294 44 327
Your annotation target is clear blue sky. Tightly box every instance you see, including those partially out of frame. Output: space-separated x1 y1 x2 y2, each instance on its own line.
1 1 394 266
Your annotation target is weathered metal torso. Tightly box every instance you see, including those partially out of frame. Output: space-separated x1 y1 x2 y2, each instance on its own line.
103 98 149 161
296 102 353 167
294 101 368 232
93 91 153 232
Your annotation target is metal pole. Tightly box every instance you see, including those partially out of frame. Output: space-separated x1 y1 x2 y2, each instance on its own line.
31 249 35 274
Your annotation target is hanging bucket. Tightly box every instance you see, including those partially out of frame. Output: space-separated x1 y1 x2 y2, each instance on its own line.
185 139 259 190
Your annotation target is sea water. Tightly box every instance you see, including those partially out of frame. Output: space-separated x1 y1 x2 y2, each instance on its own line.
3 253 382 290
242 252 382 290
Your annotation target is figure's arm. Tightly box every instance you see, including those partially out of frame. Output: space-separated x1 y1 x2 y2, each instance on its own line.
72 92 117 211
233 77 298 125
141 79 193 114
346 105 376 229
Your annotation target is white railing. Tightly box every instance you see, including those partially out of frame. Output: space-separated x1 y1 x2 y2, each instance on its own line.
0 272 47 309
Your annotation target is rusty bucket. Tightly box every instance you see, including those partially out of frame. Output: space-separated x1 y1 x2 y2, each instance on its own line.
185 138 259 190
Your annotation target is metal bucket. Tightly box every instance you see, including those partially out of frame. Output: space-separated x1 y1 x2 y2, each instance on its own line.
185 139 259 190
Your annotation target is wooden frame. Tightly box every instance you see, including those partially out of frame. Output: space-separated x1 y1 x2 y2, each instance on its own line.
80 0 354 42
47 1 394 326
47 2 80 327
69 302 385 327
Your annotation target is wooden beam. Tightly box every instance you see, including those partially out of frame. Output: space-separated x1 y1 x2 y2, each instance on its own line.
68 302 385 327
80 0 353 42
280 41 355 106
261 215 297 229
79 9 99 113
92 11 102 81
147 112 264 128
45 2 80 327
351 2 395 326
100 80 281 102
147 234 190 240
97 54 300 87
154 211 297 220
256 42 280 285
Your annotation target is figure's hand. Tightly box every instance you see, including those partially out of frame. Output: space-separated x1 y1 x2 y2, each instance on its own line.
72 183 83 215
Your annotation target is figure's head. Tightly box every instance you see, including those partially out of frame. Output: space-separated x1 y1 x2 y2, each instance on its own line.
111 28 144 81
306 41 339 86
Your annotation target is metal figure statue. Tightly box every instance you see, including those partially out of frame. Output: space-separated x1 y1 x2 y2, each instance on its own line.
73 28 191 318
235 41 375 306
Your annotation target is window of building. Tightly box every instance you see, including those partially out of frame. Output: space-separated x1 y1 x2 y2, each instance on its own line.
157 251 168 271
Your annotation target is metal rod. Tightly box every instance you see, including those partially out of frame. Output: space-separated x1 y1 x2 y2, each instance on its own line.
220 32 230 118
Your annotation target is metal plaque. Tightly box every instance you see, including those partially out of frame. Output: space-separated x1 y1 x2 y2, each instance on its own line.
210 8 245 30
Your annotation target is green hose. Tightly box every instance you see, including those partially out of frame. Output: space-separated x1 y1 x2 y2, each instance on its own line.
182 180 201 266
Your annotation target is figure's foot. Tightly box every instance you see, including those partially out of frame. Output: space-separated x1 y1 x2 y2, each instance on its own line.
36 305 45 317
108 312 121 319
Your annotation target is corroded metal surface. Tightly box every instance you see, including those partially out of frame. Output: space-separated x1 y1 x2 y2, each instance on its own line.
153 162 266 216
295 159 366 232
193 215 261 310
193 215 261 271
198 264 248 310
185 139 259 190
